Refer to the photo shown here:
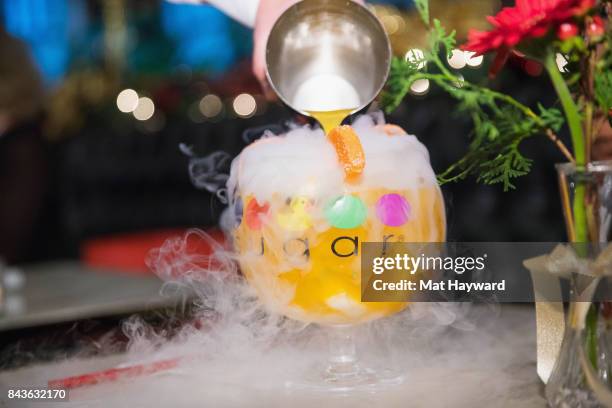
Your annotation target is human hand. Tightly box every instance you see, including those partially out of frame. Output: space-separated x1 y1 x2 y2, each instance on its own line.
252 0 299 100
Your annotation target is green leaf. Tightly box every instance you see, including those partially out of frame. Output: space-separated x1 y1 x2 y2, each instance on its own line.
474 143 532 190
414 0 429 26
380 56 424 113
430 19 456 59
438 96 557 191
537 104 564 132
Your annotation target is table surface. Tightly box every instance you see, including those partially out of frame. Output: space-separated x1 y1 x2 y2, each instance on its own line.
0 261 173 331
0 305 546 408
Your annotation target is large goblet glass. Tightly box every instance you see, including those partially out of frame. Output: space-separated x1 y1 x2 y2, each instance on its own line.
226 121 446 391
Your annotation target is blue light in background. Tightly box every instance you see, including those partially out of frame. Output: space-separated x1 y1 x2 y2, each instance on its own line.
1 0 70 83
161 2 239 75
0 0 407 81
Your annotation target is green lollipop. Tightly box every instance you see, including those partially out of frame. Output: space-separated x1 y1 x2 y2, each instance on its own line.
325 195 368 229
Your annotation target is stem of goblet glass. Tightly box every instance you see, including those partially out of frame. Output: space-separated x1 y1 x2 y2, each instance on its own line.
326 325 359 377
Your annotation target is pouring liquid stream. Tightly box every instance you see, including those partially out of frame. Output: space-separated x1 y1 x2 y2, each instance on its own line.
293 74 360 135
307 109 354 135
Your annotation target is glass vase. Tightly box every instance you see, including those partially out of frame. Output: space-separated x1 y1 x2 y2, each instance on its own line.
545 161 612 407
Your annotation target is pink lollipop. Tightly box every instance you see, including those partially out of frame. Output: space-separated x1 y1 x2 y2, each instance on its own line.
376 194 411 226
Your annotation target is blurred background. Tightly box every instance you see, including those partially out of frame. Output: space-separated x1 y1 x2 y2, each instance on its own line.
0 0 568 364
0 0 567 267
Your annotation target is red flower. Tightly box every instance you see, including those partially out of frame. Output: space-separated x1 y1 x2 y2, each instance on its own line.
462 0 595 55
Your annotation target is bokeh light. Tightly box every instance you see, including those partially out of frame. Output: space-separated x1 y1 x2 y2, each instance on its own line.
133 97 155 121
380 15 399 35
405 48 426 70
233 93 257 118
199 94 223 118
116 89 139 113
464 51 484 68
447 49 466 69
410 79 430 95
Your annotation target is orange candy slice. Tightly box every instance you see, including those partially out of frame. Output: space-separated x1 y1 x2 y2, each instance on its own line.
327 125 365 180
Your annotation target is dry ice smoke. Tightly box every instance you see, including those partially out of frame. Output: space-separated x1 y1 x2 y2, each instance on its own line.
180 146 232 203
143 112 461 347
118 113 489 382
225 113 438 206
0 114 513 408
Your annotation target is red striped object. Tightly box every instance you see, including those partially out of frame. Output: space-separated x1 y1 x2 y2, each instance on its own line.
48 358 180 389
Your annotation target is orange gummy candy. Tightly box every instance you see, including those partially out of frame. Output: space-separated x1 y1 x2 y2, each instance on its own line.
327 125 365 180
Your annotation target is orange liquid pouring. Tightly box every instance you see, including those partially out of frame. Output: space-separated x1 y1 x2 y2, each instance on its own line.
307 108 354 135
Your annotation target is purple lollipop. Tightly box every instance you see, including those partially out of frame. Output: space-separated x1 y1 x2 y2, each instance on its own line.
376 194 411 226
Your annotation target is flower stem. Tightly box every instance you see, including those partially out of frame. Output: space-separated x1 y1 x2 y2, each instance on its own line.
545 129 575 163
544 52 588 244
544 53 586 165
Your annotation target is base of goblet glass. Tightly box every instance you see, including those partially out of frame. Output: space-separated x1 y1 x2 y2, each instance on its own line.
285 363 405 393
285 324 405 393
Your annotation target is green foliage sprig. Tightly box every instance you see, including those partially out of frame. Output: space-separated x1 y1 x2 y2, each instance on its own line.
413 0 429 26
381 19 569 190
